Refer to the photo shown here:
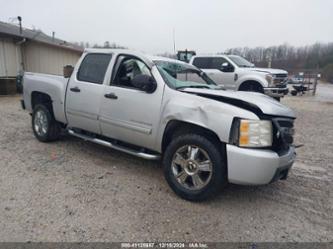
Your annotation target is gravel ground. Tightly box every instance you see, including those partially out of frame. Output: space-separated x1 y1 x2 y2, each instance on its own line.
0 84 332 242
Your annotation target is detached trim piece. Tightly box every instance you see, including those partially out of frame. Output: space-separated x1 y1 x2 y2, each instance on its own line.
68 129 160 160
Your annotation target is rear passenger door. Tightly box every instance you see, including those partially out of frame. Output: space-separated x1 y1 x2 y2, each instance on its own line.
66 53 112 133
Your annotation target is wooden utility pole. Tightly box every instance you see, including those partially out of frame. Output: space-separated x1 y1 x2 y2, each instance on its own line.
313 64 319 96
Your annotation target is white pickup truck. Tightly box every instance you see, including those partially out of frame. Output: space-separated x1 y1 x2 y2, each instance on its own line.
21 49 296 201
189 55 289 99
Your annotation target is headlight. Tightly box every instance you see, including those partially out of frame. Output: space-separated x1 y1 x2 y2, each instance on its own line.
232 119 273 148
265 74 274 86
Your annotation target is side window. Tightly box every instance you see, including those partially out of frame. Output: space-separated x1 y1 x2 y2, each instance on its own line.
210 58 228 70
192 57 211 69
193 57 233 71
112 56 152 89
77 54 112 84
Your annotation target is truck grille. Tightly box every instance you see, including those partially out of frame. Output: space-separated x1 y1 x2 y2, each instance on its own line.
273 74 288 84
274 74 288 78
272 117 295 153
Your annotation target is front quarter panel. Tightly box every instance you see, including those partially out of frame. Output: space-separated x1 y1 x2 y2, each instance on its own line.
236 72 268 89
156 87 259 152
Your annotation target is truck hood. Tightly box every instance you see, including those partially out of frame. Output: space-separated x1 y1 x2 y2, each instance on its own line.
250 67 288 75
182 88 295 118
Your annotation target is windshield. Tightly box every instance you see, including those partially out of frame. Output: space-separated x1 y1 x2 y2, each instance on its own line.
228 55 254 68
154 60 219 90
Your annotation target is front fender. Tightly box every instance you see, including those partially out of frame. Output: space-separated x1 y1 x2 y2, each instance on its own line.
236 74 268 90
155 87 258 152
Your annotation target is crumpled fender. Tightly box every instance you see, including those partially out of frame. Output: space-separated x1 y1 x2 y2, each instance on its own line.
155 87 258 152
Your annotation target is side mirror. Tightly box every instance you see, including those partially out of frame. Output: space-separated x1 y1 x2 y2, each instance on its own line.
221 62 233 72
132 74 157 93
221 62 229 71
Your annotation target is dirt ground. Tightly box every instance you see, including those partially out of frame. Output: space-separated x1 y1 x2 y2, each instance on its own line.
0 84 332 242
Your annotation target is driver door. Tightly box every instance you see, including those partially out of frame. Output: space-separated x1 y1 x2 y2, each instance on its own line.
204 57 236 90
99 55 163 150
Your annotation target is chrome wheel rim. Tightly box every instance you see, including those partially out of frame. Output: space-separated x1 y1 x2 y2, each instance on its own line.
171 145 213 190
34 110 48 136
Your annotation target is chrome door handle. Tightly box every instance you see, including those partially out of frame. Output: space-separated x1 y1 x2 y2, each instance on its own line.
70 87 80 92
104 93 118 99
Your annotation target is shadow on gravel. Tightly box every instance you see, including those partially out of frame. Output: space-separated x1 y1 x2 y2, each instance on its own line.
59 134 290 206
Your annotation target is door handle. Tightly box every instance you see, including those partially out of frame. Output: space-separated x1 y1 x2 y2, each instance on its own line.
104 92 118 99
70 87 81 92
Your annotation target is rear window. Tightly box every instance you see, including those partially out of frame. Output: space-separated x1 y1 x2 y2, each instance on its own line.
77 53 112 84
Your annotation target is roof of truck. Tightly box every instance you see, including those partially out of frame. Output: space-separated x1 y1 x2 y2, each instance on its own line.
84 49 191 68
84 48 146 56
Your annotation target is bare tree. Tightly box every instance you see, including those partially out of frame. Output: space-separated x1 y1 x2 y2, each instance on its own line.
225 42 333 72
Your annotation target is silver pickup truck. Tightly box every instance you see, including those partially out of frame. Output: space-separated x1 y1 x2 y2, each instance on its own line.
21 49 296 201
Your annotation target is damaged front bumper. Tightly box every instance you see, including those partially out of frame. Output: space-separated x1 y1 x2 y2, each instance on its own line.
226 144 296 185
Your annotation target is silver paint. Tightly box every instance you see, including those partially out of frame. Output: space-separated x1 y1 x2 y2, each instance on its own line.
23 49 297 185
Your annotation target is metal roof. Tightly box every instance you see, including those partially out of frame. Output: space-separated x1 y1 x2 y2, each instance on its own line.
0 21 84 53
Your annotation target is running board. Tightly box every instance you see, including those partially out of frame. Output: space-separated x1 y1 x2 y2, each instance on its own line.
68 129 161 160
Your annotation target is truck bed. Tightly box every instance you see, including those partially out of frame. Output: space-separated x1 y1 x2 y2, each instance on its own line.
23 72 68 124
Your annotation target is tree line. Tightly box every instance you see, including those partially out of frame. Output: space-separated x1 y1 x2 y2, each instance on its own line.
73 41 333 82
73 41 127 49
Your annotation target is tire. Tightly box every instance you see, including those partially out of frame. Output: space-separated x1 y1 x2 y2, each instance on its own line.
163 134 227 201
32 104 61 142
273 97 281 102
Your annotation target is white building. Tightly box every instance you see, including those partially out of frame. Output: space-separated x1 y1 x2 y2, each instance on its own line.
0 21 83 94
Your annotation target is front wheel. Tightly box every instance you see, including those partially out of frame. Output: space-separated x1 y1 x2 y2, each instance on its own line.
163 134 227 201
32 104 61 142
239 82 264 93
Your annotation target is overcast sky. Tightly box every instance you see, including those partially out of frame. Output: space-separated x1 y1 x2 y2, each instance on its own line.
0 0 332 54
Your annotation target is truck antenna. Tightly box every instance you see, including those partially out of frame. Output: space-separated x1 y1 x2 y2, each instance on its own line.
173 28 176 54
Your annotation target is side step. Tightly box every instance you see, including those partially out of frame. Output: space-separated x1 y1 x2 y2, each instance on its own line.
68 129 161 160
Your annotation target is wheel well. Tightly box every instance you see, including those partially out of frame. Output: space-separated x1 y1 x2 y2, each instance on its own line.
31 91 53 111
162 120 223 153
239 80 264 92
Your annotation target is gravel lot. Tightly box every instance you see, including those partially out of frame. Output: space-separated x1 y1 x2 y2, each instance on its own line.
0 84 332 242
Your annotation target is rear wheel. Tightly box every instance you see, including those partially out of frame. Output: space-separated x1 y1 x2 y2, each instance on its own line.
32 104 61 142
163 134 227 201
